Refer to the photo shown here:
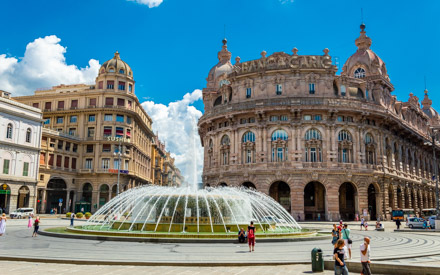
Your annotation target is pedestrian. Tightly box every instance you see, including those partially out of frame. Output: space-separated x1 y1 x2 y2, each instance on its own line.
32 216 40 237
360 237 371 275
334 239 349 275
364 222 368 231
0 213 7 236
395 219 401 230
81 207 84 214
247 221 256 252
27 215 32 229
332 224 340 246
342 224 352 259
238 228 246 243
360 217 365 231
70 212 75 227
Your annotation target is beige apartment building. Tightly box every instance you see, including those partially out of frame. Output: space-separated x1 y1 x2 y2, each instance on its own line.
198 24 440 221
14 52 179 213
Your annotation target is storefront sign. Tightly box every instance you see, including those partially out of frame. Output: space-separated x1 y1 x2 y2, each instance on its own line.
2 184 7 190
106 136 130 143
108 169 129 174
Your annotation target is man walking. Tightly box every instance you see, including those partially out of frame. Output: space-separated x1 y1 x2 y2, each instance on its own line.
395 219 401 230
70 212 75 227
360 237 371 275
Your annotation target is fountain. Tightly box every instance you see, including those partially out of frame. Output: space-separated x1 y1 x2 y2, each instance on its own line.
69 118 308 240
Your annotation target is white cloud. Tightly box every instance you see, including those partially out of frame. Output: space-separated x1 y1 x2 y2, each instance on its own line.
0 35 100 96
128 0 163 8
141 90 204 187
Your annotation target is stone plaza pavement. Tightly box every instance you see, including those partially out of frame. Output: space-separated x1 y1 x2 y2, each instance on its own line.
0 219 439 274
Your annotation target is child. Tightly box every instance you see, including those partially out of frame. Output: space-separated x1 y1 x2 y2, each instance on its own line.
27 215 32 228
364 221 368 231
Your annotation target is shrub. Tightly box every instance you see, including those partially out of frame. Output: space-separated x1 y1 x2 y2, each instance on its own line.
85 212 92 219
76 212 83 219
66 212 72 218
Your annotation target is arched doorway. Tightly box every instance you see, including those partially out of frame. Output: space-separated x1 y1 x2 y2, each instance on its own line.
242 182 256 189
219 182 227 187
397 187 402 208
368 184 378 220
99 184 110 208
404 188 410 208
17 186 30 208
304 182 326 221
269 181 291 212
0 184 11 213
388 185 394 211
339 182 357 220
82 183 93 204
46 178 67 213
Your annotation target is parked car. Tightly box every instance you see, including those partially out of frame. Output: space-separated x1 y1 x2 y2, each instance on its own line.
10 208 34 219
406 217 425 229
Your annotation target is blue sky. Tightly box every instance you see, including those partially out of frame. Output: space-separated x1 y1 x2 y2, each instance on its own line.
1 0 439 182
1 0 439 109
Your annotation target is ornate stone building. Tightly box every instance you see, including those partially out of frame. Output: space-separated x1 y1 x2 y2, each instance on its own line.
14 52 180 214
0 90 43 214
198 25 440 221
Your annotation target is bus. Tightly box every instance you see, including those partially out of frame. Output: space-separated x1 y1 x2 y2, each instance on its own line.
391 209 404 221
422 208 437 218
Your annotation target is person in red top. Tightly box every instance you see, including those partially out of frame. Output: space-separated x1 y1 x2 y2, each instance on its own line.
247 221 256 252
32 216 40 237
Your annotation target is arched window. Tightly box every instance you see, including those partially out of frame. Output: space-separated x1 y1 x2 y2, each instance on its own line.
242 131 256 164
26 128 32 143
213 96 222 107
6 123 13 139
271 130 288 162
365 133 376 165
220 135 230 165
119 69 124 74
304 128 322 162
354 67 366 78
338 130 353 163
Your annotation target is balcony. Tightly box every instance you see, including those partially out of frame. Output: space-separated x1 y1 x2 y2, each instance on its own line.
80 169 93 173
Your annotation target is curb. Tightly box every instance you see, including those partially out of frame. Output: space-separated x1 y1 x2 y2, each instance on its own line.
324 260 440 275
39 229 330 244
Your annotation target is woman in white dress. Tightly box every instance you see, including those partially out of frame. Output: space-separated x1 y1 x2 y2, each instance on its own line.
0 213 7 236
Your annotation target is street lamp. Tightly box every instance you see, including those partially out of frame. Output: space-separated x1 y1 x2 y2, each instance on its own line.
113 139 125 196
430 127 440 230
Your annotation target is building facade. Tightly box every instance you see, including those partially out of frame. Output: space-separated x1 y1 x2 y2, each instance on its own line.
0 90 43 214
13 52 179 214
198 25 440 221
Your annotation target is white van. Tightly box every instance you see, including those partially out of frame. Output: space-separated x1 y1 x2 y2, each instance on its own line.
10 208 34 219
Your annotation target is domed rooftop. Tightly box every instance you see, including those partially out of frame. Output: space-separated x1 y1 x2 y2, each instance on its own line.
99 51 133 77
342 24 389 81
208 39 234 81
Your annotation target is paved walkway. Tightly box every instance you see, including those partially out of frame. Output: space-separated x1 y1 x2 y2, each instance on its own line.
1 219 440 265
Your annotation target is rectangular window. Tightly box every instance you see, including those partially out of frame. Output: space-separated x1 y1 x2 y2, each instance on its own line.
103 126 112 137
65 142 71 151
87 127 95 137
114 145 120 153
114 159 120 169
86 144 94 153
88 114 95 122
248 117 255 123
116 127 124 137
105 97 114 106
129 84 133 92
85 159 93 169
102 144 111 152
126 129 131 138
72 144 78 153
107 81 114 89
240 118 247 124
33 103 39 108
304 115 311 121
270 115 279 122
276 84 282 95
118 82 125 91
246 88 252 98
126 116 132 124
342 148 348 163
56 155 62 167
117 98 125 106
102 158 110 169
48 154 54 166
309 83 315 94
246 149 252 163
128 101 132 108
277 147 283 161
89 98 97 106
337 116 344 122
280 115 288 121
314 115 322 121
40 153 46 165
70 115 77 123
98 81 103 89
45 102 52 110
310 148 317 162
3 159 10 174
68 128 76 136
125 160 129 170
72 158 77 169
58 140 63 150
116 115 124 122
56 116 64 124
64 157 69 169
346 116 353 122
104 114 113 121
23 162 30 177
44 118 50 125
71 99 78 108
57 101 64 109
